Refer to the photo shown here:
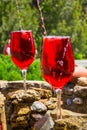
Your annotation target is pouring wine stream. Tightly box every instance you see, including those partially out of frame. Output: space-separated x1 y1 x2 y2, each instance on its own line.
37 0 63 120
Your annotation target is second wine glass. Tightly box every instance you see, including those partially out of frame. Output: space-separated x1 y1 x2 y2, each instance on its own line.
10 30 36 91
40 36 74 119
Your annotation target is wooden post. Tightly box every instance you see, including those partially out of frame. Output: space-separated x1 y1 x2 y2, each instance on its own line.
0 99 7 130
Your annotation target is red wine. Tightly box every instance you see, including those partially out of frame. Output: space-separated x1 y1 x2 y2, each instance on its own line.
41 36 74 90
10 30 35 70
0 122 2 130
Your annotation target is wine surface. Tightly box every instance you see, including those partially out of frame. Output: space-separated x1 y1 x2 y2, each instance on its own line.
41 36 74 89
10 31 35 70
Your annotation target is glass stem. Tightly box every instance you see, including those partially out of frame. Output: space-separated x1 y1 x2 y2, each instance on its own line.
22 69 27 91
56 89 62 119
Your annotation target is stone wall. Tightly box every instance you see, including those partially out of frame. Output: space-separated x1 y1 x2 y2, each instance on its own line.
0 78 87 130
62 77 87 113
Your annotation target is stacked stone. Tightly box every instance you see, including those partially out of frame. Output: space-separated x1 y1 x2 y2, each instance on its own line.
0 80 87 130
2 81 55 130
62 77 87 114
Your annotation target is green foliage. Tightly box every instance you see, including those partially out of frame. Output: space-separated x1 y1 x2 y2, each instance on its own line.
0 0 87 59
0 0 38 52
74 53 83 59
27 59 44 80
0 55 43 81
0 55 22 80
40 0 87 59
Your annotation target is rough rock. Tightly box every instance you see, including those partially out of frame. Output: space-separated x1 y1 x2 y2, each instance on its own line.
0 80 87 130
77 77 87 86
34 114 54 130
62 77 87 113
72 97 83 104
31 101 47 113
74 85 87 97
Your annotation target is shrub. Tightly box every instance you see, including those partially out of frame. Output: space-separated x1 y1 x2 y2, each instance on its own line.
74 53 83 59
27 59 44 81
0 55 43 81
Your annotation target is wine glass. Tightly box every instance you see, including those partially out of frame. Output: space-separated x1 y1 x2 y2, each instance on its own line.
40 36 74 119
3 39 11 56
10 30 36 91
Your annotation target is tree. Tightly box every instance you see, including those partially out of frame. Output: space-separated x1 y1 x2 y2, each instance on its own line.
39 0 87 58
0 0 39 53
0 0 87 59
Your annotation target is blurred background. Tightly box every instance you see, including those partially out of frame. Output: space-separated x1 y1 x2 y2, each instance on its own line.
0 0 87 81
